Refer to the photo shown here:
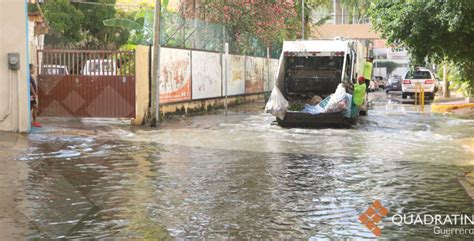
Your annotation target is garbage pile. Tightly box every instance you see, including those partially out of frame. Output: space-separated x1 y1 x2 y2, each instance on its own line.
301 84 352 117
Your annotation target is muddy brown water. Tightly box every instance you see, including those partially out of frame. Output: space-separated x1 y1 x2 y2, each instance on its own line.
19 96 474 239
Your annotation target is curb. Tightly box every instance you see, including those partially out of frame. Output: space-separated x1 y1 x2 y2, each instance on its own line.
431 102 474 113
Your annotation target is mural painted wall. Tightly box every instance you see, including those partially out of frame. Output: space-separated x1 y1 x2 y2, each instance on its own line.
264 59 279 92
245 57 265 94
192 51 222 99
160 47 192 103
224 55 245 96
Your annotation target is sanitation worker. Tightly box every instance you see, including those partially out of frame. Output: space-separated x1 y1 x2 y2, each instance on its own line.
363 57 374 90
352 75 367 117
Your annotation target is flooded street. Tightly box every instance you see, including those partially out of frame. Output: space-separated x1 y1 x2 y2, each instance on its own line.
15 92 474 239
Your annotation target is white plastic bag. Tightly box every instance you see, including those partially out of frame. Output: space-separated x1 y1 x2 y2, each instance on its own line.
265 87 289 120
324 84 349 113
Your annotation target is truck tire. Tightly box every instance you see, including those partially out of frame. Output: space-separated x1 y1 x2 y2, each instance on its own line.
402 92 407 99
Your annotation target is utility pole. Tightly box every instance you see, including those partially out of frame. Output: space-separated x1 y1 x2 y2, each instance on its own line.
151 0 161 127
301 0 305 40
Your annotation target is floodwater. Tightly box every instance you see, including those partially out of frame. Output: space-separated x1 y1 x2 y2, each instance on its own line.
19 92 474 239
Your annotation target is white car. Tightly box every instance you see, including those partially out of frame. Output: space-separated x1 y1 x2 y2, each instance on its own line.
82 59 116 76
401 68 438 99
42 65 69 75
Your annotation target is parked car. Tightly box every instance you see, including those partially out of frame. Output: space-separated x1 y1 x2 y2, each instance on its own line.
82 59 116 75
374 76 387 89
369 80 379 92
42 65 69 75
385 76 402 93
401 68 438 99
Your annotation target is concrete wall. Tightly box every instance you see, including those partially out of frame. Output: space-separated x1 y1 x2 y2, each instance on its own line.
132 45 150 125
245 57 265 94
133 46 278 121
0 1 29 132
226 55 245 96
160 47 191 103
192 51 222 99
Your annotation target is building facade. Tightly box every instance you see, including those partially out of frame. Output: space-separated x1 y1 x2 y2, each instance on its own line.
0 0 30 132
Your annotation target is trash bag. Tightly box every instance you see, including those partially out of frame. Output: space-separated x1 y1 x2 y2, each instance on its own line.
308 95 323 105
343 94 353 118
324 84 349 113
302 103 325 115
265 87 289 120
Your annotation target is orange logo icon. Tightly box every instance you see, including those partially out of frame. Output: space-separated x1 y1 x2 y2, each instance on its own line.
359 200 389 237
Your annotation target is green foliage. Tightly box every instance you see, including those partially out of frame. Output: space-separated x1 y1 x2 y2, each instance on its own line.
369 0 474 95
436 62 473 96
42 0 129 48
103 18 143 31
199 1 299 57
28 3 39 13
43 0 84 44
104 1 174 46
450 63 474 97
74 0 130 47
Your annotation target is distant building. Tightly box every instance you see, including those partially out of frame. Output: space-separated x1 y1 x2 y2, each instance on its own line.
28 8 49 72
372 39 410 78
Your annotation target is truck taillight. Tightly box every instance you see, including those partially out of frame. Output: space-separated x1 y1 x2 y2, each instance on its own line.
425 79 434 84
403 80 411 84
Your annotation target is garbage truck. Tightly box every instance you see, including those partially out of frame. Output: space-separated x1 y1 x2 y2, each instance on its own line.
265 39 367 128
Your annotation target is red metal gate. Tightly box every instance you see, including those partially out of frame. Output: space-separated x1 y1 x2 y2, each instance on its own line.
36 49 136 118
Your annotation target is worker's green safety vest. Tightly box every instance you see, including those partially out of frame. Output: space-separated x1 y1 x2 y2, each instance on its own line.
353 83 366 106
363 62 373 80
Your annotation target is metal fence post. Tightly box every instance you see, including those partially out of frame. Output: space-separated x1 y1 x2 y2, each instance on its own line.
224 43 229 116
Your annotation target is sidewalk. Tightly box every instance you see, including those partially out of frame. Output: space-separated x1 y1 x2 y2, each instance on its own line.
0 132 30 240
431 96 474 115
31 117 132 137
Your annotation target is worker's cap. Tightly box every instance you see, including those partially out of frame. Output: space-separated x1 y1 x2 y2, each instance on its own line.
357 76 365 83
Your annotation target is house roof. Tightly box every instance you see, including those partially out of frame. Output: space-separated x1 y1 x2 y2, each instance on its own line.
282 40 352 53
311 24 382 40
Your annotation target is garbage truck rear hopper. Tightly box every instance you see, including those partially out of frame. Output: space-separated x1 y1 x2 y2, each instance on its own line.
265 40 364 128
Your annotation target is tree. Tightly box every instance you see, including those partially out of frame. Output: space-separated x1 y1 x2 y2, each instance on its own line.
104 1 173 46
41 0 129 48
369 0 474 95
103 8 154 45
197 1 299 56
42 0 84 45
74 0 128 48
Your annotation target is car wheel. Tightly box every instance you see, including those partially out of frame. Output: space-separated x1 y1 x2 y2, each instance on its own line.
386 90 389 94
402 93 407 99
